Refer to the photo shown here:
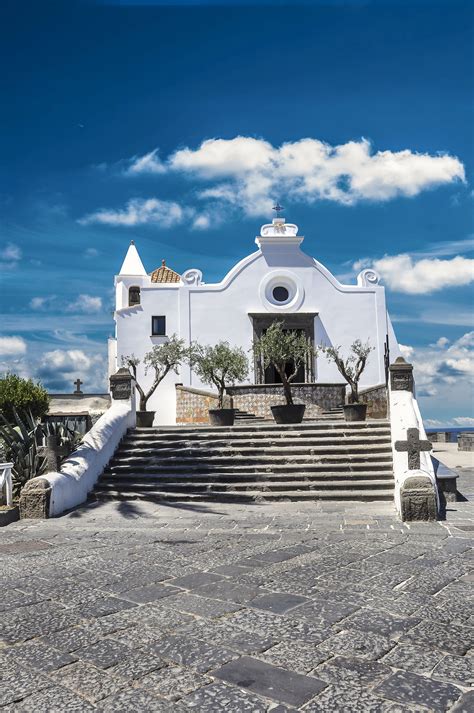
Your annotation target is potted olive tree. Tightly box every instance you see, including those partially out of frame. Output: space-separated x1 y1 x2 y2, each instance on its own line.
253 321 317 424
122 335 188 427
321 339 374 421
189 341 249 426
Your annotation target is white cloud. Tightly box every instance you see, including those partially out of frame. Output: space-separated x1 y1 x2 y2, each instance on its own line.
425 419 444 427
84 247 99 258
125 136 464 216
399 344 414 359
452 416 474 426
30 297 47 310
127 149 166 175
357 254 474 294
80 197 187 228
0 242 22 269
0 336 27 356
66 295 103 313
1 243 21 261
36 348 106 392
402 332 474 412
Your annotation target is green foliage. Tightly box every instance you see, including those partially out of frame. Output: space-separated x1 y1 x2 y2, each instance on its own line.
253 322 317 405
189 341 249 408
122 335 189 411
43 419 83 453
0 373 49 424
0 412 84 499
321 339 374 403
0 409 46 498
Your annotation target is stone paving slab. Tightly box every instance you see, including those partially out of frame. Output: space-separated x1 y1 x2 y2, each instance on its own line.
1 469 473 711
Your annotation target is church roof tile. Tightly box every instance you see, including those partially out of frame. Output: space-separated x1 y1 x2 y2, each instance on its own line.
150 260 181 283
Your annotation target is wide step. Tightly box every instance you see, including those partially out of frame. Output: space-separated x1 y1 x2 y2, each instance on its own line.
94 420 394 504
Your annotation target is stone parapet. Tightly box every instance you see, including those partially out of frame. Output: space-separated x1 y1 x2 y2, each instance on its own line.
176 385 232 424
226 383 345 420
458 432 474 451
358 384 388 419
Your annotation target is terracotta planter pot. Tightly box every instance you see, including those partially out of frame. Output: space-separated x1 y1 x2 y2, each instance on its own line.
209 409 236 427
271 404 306 424
343 403 367 422
136 411 155 427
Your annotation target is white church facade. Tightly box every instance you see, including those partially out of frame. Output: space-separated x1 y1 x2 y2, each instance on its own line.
108 217 401 425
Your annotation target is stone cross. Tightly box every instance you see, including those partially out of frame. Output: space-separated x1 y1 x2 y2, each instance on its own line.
272 202 284 217
395 428 432 469
73 378 83 395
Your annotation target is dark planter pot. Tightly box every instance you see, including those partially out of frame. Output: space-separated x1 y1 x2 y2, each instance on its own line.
209 409 236 427
0 506 19 527
136 411 155 427
271 404 306 424
343 403 367 422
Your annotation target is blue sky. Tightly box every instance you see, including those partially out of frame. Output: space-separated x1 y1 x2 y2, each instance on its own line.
0 0 472 425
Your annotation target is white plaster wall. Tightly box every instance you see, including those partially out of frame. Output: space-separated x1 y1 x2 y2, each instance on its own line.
389 387 438 517
115 231 396 424
38 386 136 516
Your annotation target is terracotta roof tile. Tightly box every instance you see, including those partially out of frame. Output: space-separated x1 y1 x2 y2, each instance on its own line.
150 260 181 283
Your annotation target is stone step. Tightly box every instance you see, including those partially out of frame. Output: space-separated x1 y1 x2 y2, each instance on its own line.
102 468 393 484
122 433 391 448
105 459 393 474
92 488 395 502
132 420 389 436
115 443 392 457
111 446 392 466
98 478 393 493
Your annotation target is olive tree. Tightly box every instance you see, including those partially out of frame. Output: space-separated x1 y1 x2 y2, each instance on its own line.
253 321 317 406
122 335 188 411
321 339 373 403
189 341 249 409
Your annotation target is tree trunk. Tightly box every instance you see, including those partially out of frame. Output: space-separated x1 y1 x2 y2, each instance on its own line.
350 383 358 404
282 377 293 406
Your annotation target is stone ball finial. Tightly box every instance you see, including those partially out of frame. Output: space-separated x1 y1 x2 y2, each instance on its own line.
162 259 166 266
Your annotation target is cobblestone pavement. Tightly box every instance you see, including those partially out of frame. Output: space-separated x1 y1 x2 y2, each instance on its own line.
1 469 473 712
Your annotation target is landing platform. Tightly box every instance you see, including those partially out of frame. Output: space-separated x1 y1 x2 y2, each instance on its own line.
2 483 473 711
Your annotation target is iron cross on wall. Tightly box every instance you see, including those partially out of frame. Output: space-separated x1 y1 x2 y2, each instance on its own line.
395 428 432 470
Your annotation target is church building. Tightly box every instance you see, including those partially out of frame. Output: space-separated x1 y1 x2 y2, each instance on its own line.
108 217 401 424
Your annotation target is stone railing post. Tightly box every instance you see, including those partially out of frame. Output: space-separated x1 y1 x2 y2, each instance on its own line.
109 367 136 427
389 357 414 393
388 357 438 521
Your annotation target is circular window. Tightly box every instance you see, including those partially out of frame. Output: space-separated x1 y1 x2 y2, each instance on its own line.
272 286 289 302
259 270 305 312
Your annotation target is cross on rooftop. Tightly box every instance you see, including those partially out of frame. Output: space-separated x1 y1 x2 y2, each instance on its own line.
395 428 432 470
272 202 284 217
73 378 83 395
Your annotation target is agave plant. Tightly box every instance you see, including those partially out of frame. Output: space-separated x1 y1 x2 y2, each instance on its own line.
0 409 46 498
43 418 83 453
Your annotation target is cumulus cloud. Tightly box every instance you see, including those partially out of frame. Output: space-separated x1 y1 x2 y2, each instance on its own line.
399 344 414 360
80 197 187 228
84 247 99 258
403 332 474 404
0 336 27 356
127 149 166 175
452 416 474 426
66 295 103 313
0 242 22 269
127 136 465 215
30 294 103 313
82 136 465 228
355 254 474 294
36 349 106 392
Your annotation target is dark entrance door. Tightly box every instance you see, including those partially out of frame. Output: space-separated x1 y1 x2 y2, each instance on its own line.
263 330 306 384
249 313 317 385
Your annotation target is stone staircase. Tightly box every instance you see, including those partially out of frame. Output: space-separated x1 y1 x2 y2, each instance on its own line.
93 420 394 503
